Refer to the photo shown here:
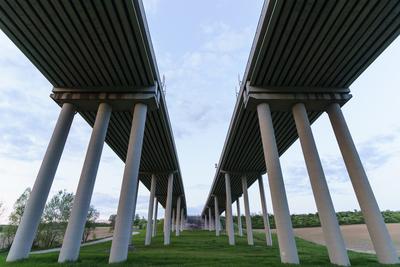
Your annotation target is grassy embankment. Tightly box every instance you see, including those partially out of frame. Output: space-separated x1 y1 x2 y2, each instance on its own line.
0 230 397 266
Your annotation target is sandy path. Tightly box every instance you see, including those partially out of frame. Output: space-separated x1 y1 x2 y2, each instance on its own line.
289 223 400 254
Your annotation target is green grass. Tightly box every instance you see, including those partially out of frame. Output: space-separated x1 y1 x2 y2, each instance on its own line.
0 230 397 266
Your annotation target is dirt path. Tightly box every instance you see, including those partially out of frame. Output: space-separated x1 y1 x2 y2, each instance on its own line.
288 223 400 254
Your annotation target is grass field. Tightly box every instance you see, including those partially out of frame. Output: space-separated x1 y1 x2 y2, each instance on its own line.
0 230 398 266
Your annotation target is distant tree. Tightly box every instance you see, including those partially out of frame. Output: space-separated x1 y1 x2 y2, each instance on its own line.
42 190 74 223
4 188 31 248
0 200 4 218
82 205 100 242
9 188 31 225
133 214 147 229
36 190 74 248
109 214 117 231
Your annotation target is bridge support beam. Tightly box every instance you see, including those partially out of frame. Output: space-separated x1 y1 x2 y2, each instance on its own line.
129 179 139 246
236 198 243 236
257 103 299 264
241 176 254 245
6 103 75 262
214 196 220 236
258 176 272 246
172 209 175 232
293 103 349 266
204 215 208 230
109 103 147 263
153 197 158 237
208 208 213 231
145 175 157 245
181 209 184 231
327 103 399 264
164 173 174 245
176 196 181 236
225 173 235 245
59 103 111 262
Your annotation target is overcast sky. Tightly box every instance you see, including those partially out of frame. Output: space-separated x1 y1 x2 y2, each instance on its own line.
0 0 399 223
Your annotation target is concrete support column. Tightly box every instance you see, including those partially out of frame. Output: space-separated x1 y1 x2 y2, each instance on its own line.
257 103 299 264
163 173 174 245
204 215 208 230
327 103 399 264
152 198 158 237
145 175 157 245
176 196 181 236
258 176 272 246
241 177 254 245
109 103 147 263
129 179 139 246
59 103 111 262
208 208 213 231
7 103 75 262
293 103 349 266
180 209 184 231
236 199 243 236
172 209 176 232
214 196 220 236
225 173 235 245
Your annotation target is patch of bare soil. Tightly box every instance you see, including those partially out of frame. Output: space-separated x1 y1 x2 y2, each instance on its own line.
291 223 400 254
87 226 113 241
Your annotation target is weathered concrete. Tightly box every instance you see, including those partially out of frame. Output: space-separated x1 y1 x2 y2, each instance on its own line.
241 176 253 245
109 103 147 263
59 103 111 262
164 173 174 245
293 103 349 266
225 173 235 245
258 176 272 246
327 103 399 264
257 103 299 264
145 175 157 245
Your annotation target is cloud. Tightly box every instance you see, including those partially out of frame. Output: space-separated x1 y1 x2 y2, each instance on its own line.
159 23 254 139
282 131 400 197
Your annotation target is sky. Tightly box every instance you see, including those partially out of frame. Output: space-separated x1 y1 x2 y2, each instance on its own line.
0 0 400 224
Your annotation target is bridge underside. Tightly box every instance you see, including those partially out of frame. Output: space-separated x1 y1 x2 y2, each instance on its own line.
0 0 186 263
203 0 400 265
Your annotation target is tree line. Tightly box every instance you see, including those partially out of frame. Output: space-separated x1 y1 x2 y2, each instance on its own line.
233 210 400 229
0 188 99 250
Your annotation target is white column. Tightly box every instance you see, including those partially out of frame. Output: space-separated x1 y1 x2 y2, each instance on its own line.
214 196 220 236
175 196 181 236
257 103 299 264
204 215 208 230
236 199 243 237
7 103 75 262
59 103 111 262
171 209 176 232
152 198 158 237
180 209 184 231
225 173 235 245
327 103 399 264
129 179 139 246
109 103 147 263
208 208 213 231
241 176 254 245
163 173 174 245
293 103 349 266
258 176 272 246
145 174 157 245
